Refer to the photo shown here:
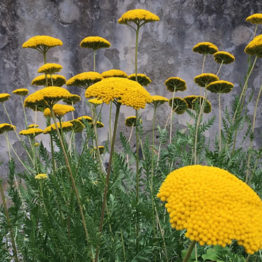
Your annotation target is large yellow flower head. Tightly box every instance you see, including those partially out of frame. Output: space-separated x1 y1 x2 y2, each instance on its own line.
246 13 262 24
24 86 73 110
43 104 75 117
19 128 43 137
125 116 142 127
63 94 81 105
22 35 63 52
88 98 103 105
213 51 235 64
31 74 66 87
118 9 160 25
0 93 10 102
192 96 212 113
194 73 219 87
206 80 234 94
44 121 73 134
35 173 48 180
168 97 188 114
165 77 187 92
85 77 152 110
0 123 16 134
245 34 262 57
184 95 199 109
12 88 29 96
69 119 85 133
193 42 218 55
77 115 93 123
80 36 111 50
66 72 103 88
38 63 62 74
150 95 169 107
102 69 128 78
157 165 262 254
128 73 151 86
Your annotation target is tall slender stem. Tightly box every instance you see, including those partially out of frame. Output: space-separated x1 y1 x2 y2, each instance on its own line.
218 94 222 151
109 102 113 145
216 61 223 76
95 102 121 262
93 50 96 72
20 96 28 128
169 91 175 144
0 180 19 262
183 241 196 262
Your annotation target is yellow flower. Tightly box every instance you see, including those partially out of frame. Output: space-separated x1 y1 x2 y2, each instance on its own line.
88 98 103 105
69 119 85 133
184 95 199 109
245 34 262 57
192 96 212 113
157 165 262 254
85 77 152 110
80 36 111 50
19 128 43 137
12 88 29 96
213 51 235 64
31 74 66 87
150 95 169 107
0 123 16 134
66 72 103 88
95 121 104 128
118 9 160 24
24 86 73 110
93 146 105 154
102 69 128 78
35 173 48 180
0 93 10 102
63 94 81 104
168 97 188 114
125 116 142 127
193 42 218 55
34 143 39 147
44 121 73 134
77 115 93 123
128 73 151 86
194 73 219 87
165 77 187 92
22 35 63 52
206 80 234 94
27 124 39 128
43 104 75 117
246 13 262 24
38 63 62 74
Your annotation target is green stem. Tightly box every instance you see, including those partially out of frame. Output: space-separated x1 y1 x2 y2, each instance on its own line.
183 241 196 262
0 180 19 262
95 102 121 262
254 24 258 37
109 101 112 145
246 254 250 262
93 50 96 71
120 230 127 262
201 54 206 74
218 94 222 152
169 91 175 144
216 61 223 76
20 96 28 128
151 105 157 180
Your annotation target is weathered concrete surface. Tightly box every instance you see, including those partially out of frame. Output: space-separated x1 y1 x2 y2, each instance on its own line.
0 0 262 176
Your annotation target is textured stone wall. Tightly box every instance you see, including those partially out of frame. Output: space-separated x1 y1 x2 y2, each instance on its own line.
0 0 262 176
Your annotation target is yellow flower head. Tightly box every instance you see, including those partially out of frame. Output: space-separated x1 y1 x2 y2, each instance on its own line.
80 36 111 50
24 86 73 110
192 96 212 113
44 121 73 134
128 73 151 86
43 104 75 117
193 42 218 55
184 95 199 109
27 124 39 128
213 51 235 64
88 98 103 105
77 115 93 123
246 13 262 24
95 121 104 128
102 69 128 78
31 74 66 87
66 72 103 88
0 123 16 134
245 34 262 57
169 97 188 114
0 93 10 102
69 119 85 133
150 95 169 107
22 35 62 52
94 146 105 154
118 9 160 25
157 165 262 254
19 128 43 137
35 173 48 180
125 116 142 127
63 94 81 104
85 77 152 110
12 88 29 96
38 63 62 74
206 80 234 94
165 77 187 92
34 142 39 147
194 73 219 87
